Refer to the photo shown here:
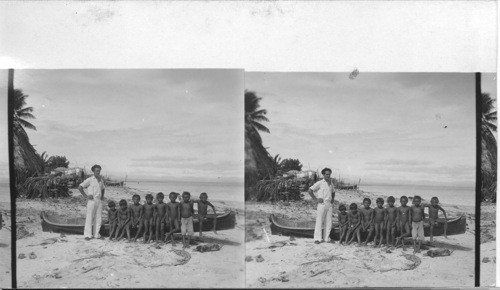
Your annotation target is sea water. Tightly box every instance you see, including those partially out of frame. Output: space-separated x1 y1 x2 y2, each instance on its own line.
359 184 475 207
125 180 243 203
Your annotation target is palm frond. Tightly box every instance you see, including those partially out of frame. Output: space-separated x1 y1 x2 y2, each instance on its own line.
16 118 37 131
252 122 270 134
17 106 35 116
251 114 270 123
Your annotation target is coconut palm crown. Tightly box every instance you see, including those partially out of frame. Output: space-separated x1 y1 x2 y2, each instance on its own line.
13 89 37 131
245 90 270 136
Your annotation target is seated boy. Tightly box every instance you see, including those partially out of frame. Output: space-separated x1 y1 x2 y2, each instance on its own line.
425 197 448 243
373 197 386 247
180 191 195 248
116 199 131 241
337 204 349 244
107 201 118 240
142 194 156 243
155 192 168 243
347 203 362 245
360 198 374 245
395 195 411 250
385 196 398 247
195 192 217 240
165 192 181 246
130 194 144 242
410 195 425 253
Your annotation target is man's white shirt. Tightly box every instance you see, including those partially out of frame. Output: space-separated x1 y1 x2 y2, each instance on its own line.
309 179 335 203
80 176 105 199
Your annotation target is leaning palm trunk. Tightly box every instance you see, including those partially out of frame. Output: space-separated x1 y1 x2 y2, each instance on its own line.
245 121 277 200
13 122 44 186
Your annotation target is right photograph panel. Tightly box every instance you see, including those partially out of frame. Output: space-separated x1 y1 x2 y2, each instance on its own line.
480 73 497 287
245 72 477 288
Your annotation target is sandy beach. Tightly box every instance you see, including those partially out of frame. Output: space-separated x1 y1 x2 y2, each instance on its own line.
245 189 475 288
480 203 496 287
0 202 12 289
16 186 245 288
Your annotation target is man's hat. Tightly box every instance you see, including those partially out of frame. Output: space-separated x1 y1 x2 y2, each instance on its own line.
321 167 332 175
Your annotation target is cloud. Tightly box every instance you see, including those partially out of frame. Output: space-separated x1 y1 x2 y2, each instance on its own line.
131 156 198 163
366 159 433 166
365 163 475 178
248 72 476 185
16 70 243 180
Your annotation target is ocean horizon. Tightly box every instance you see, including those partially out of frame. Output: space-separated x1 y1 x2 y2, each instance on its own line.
125 179 243 203
359 183 475 207
0 181 476 206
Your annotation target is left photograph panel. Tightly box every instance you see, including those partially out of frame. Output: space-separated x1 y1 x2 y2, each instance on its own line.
10 69 245 288
0 71 12 288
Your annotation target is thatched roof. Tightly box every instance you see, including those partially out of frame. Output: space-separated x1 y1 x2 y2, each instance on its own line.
13 122 44 183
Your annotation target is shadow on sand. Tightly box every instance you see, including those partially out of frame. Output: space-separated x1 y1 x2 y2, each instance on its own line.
424 240 473 252
192 236 241 246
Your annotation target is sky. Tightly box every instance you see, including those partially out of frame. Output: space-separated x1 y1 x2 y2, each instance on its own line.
245 73 497 187
0 71 7 181
2 70 243 182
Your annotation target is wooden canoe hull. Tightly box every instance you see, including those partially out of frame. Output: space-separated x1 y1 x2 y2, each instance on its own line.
269 214 467 240
41 211 236 236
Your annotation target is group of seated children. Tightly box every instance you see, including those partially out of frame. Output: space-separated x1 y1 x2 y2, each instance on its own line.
107 191 217 248
337 195 447 253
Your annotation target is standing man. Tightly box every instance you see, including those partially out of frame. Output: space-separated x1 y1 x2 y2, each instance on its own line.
308 167 336 244
79 164 106 240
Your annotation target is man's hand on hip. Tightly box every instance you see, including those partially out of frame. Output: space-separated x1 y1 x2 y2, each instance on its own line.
88 195 94 200
317 198 324 204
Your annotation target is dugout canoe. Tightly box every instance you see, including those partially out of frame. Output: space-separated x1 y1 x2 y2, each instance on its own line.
40 211 236 236
269 214 466 240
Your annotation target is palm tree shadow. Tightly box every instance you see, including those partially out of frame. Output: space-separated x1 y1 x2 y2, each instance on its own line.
192 236 241 246
424 240 473 251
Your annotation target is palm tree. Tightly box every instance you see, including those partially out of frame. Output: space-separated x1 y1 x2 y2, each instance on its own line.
13 89 37 131
481 92 497 202
273 154 283 170
37 151 49 173
12 88 44 185
245 91 276 200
